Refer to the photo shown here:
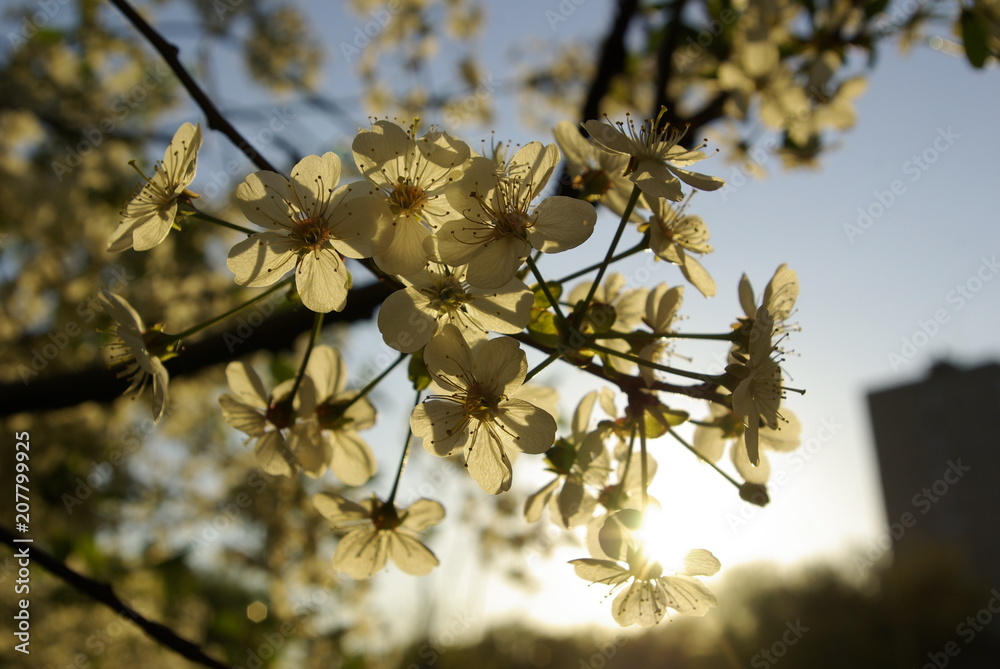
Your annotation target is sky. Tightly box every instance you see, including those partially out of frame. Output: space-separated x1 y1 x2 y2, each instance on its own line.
38 0 1000 636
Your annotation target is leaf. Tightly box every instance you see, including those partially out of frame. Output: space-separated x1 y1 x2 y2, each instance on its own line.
408 349 431 391
960 8 990 69
527 308 564 348
531 281 563 309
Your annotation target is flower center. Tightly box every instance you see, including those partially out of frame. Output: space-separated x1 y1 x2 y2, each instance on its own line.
462 382 503 421
293 216 332 250
388 178 427 217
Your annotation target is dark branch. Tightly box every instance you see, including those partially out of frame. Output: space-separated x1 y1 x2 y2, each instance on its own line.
652 0 689 122
556 0 641 198
1 525 229 669
0 282 392 418
106 0 279 173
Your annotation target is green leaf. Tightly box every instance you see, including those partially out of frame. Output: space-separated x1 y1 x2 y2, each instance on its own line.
528 309 563 348
961 8 990 68
531 281 562 309
408 349 431 391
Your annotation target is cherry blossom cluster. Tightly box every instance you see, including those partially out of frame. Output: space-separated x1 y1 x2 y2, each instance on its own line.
98 112 803 626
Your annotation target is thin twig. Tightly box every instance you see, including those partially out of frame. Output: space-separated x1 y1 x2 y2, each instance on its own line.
106 0 278 173
0 525 229 669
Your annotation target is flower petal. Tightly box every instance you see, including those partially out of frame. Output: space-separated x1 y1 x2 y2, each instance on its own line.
327 431 377 486
493 398 557 455
333 528 389 579
227 233 298 287
387 532 439 575
530 196 597 253
296 248 348 313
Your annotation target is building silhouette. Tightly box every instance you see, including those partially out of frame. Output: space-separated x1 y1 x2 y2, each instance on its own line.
867 361 1000 582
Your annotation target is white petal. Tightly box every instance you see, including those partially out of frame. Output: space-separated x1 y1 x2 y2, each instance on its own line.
378 287 437 353
327 431 377 486
296 248 348 313
313 492 369 526
237 171 295 229
465 424 513 494
388 532 439 575
333 528 388 579
633 161 683 202
227 233 298 287
224 361 270 409
254 430 294 477
464 237 529 289
494 398 557 455
373 215 430 276
472 336 526 393
289 153 342 215
410 400 469 456
613 581 666 626
659 574 717 616
583 120 637 155
530 196 597 253
400 498 445 531
524 478 560 523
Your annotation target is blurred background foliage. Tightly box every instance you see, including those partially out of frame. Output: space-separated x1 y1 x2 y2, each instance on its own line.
0 0 997 667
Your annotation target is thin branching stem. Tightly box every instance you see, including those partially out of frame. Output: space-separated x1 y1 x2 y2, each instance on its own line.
387 388 422 505
581 184 642 308
169 278 291 340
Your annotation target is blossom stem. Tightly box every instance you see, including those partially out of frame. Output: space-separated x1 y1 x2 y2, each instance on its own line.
638 410 649 510
338 352 408 415
554 240 647 285
524 350 561 383
591 330 739 343
586 341 722 384
186 208 257 235
287 312 325 407
167 279 292 341
668 428 742 490
525 255 568 326
581 183 642 308
387 388 422 505
620 422 638 484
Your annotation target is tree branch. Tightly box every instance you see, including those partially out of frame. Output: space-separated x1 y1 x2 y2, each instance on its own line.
556 0 641 197
0 525 229 669
0 282 391 418
105 0 279 173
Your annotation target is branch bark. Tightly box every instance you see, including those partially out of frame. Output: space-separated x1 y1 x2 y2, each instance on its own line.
0 282 391 418
106 0 279 173
1 525 230 669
